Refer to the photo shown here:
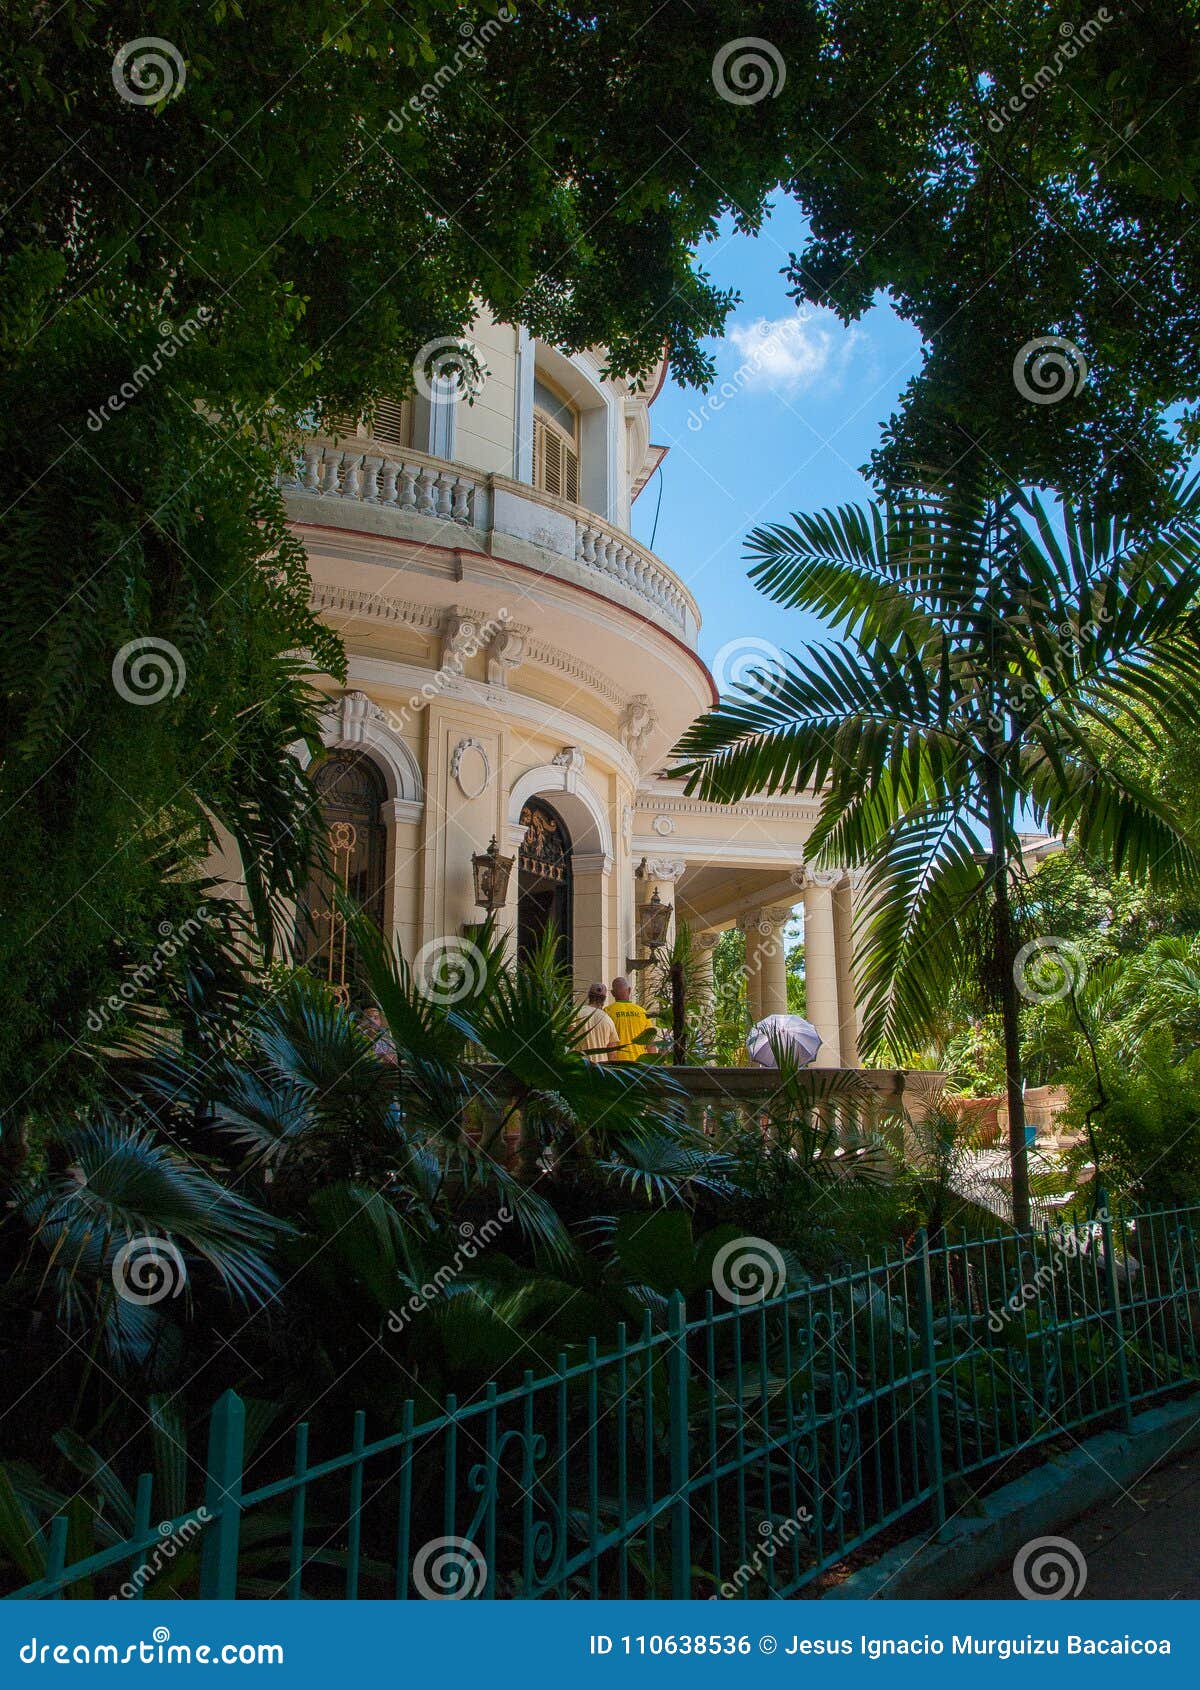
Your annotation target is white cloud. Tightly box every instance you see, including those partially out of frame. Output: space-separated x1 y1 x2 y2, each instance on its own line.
725 308 864 394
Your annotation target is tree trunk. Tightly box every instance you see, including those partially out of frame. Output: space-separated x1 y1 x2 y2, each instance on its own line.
985 781 1031 1231
670 960 687 1064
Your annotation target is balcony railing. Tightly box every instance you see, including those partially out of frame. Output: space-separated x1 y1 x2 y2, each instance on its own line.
281 438 697 640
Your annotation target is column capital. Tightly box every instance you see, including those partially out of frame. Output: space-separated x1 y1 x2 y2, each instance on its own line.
639 856 687 884
694 930 723 954
759 904 797 930
795 864 844 891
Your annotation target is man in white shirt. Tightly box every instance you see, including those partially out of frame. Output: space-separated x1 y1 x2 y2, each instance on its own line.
577 982 620 1062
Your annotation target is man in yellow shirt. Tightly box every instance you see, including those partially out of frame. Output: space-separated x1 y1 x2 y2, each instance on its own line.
607 976 657 1063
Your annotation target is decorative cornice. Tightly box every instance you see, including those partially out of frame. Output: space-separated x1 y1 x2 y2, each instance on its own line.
312 582 444 632
311 582 633 712
635 790 822 823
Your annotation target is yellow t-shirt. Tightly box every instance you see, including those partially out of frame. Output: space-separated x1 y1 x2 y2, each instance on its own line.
607 1000 655 1063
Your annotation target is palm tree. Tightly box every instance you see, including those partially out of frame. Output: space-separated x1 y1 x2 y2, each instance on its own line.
673 476 1200 1227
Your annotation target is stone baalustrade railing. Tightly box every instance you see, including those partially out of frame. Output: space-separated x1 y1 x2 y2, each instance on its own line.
284 440 481 525
280 438 697 640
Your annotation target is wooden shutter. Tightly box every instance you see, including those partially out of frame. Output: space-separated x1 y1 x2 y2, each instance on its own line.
534 413 580 504
368 396 410 452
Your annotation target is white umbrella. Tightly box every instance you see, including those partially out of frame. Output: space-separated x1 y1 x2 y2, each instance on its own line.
746 1013 822 1069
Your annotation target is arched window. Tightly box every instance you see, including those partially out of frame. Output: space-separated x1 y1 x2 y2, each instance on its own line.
298 752 388 1003
517 798 573 969
533 376 580 505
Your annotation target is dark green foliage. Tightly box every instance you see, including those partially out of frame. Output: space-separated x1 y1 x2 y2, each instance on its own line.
791 2 1200 512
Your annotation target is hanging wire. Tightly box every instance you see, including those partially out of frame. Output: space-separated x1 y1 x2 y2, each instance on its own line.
649 463 664 550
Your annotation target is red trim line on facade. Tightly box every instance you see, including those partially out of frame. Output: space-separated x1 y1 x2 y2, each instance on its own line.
291 520 720 707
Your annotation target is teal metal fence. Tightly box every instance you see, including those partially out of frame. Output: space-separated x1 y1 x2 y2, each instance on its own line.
10 1200 1200 1600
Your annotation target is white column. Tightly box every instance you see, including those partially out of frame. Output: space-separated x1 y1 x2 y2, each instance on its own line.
833 872 861 1067
637 856 686 945
741 916 763 1028
800 869 842 1067
573 850 612 994
756 906 794 1017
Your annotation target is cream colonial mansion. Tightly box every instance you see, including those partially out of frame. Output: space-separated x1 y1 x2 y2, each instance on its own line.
250 311 864 1066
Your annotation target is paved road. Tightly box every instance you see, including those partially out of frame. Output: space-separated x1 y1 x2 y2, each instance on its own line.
966 1450 1200 1600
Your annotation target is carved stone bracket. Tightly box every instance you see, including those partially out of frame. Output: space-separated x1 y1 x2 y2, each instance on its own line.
619 694 657 762
334 689 386 743
486 627 527 688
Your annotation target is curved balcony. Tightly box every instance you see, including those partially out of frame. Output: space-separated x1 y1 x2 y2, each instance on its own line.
281 438 699 644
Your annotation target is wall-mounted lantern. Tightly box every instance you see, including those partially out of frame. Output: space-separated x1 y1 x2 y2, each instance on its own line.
626 861 673 971
471 835 514 914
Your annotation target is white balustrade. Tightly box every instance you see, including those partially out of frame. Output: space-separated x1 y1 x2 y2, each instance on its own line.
281 442 478 527
574 519 689 632
281 440 695 637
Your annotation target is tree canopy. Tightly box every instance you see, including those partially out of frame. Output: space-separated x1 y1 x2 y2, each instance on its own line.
789 0 1200 512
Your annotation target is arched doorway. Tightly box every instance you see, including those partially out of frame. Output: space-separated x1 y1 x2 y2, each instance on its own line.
517 798 573 969
298 751 387 1003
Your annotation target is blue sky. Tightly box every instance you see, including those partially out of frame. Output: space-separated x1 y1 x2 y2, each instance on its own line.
630 196 924 679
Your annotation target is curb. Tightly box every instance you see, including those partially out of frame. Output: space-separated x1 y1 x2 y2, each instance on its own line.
822 1392 1200 1600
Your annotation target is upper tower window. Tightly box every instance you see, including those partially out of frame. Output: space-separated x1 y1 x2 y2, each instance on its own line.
533 376 580 504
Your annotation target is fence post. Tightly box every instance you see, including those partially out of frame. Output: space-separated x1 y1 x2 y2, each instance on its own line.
199 1389 245 1599
1098 1193 1134 1431
917 1229 946 1531
666 1293 692 1598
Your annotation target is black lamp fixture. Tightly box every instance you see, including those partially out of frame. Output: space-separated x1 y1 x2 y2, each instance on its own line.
471 835 514 915
626 860 673 972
